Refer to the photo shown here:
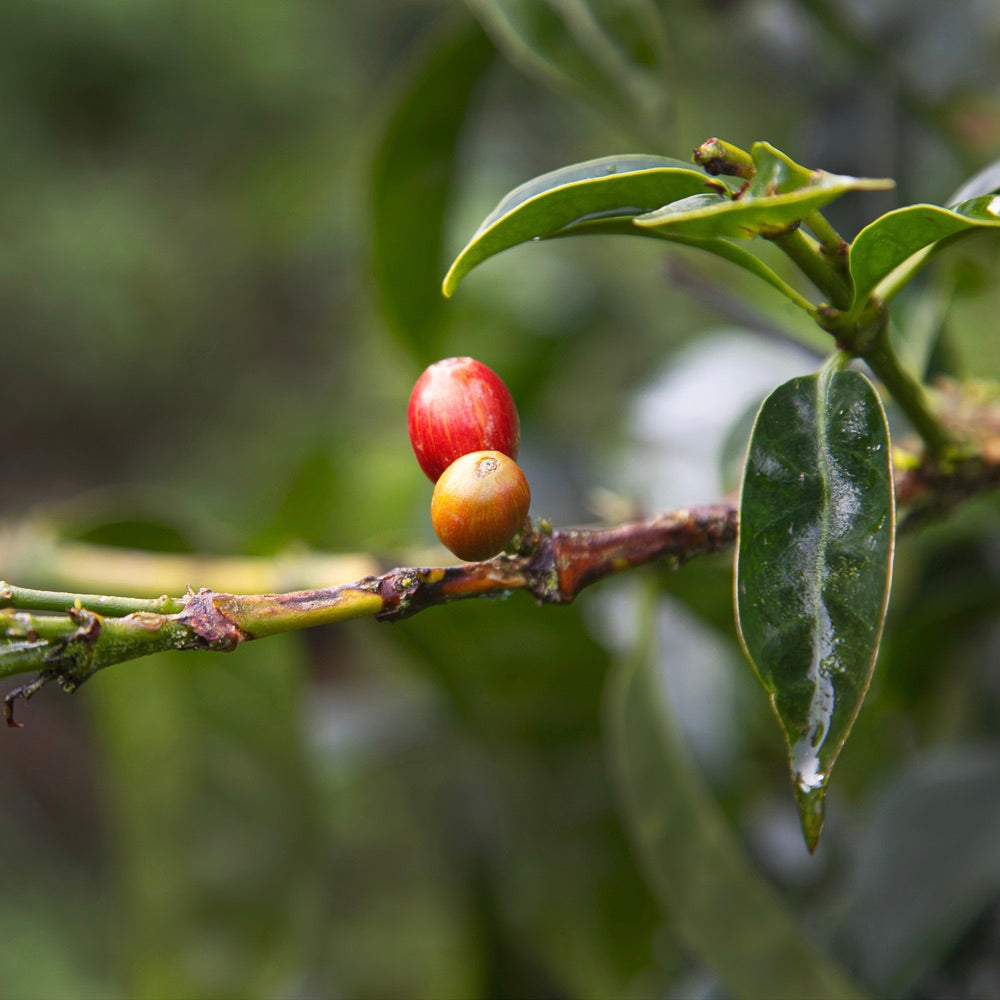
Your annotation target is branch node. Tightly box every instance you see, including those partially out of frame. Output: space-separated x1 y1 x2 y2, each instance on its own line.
178 588 250 652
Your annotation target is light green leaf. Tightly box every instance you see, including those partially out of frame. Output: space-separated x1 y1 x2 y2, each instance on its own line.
370 18 494 360
735 367 894 850
636 142 893 240
89 640 324 997
847 195 1000 313
465 0 672 146
605 597 866 1000
442 154 714 296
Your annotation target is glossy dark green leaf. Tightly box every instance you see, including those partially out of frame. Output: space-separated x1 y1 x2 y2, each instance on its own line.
465 0 672 146
370 18 494 360
636 142 893 240
847 195 1000 314
605 602 866 1000
442 154 714 296
736 368 894 850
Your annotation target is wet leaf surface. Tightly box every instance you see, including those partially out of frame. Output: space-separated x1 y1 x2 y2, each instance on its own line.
370 18 494 361
736 369 894 850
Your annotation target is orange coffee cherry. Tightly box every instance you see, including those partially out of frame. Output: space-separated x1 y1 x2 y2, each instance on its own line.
430 450 531 561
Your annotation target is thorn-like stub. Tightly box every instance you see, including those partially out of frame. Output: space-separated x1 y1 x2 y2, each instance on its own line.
4 671 58 728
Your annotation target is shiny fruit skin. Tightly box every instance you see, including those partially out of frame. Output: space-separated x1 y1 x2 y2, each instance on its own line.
431 451 531 561
408 357 520 482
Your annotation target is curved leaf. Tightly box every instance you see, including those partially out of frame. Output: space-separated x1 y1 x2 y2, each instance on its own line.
735 367 894 851
465 0 672 146
848 195 1000 312
442 154 714 296
636 142 893 240
370 18 495 360
91 641 324 996
605 602 866 1000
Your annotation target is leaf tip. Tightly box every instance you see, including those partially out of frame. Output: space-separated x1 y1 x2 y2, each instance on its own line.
441 265 460 299
795 781 827 854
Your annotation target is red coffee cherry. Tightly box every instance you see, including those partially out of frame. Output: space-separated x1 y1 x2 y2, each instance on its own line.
408 357 520 482
430 450 531 561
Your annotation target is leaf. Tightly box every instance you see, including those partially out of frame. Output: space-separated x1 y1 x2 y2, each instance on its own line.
442 146 831 312
735 367 894 851
465 0 672 146
839 749 1000 998
370 17 494 360
442 154 714 296
635 142 893 240
605 597 866 1000
847 195 1000 313
90 641 325 996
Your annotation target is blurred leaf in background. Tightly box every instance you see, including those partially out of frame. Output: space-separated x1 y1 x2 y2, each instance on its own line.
370 15 495 363
2 0 1000 997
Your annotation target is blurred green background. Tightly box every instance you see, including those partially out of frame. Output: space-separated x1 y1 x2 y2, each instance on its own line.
3 1 1000 997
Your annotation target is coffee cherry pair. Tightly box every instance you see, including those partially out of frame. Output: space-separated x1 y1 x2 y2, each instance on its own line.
408 357 530 561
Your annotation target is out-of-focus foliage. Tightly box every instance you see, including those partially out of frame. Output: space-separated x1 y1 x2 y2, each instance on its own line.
2 0 1000 997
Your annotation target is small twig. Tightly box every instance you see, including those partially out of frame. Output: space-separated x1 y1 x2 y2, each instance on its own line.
803 209 850 271
3 415 1000 727
0 506 738 724
0 583 185 617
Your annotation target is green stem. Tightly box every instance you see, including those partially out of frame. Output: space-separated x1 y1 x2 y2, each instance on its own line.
770 227 852 310
804 210 849 265
0 609 80 644
0 582 185 617
819 350 850 379
863 324 954 458
0 607 189 683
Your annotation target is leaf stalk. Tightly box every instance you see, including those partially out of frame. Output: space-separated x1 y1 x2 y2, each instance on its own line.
769 227 853 310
